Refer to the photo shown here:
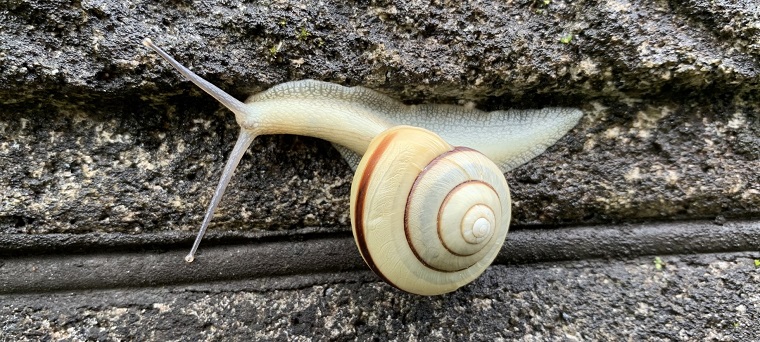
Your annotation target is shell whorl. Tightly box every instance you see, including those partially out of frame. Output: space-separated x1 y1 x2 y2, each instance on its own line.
350 126 510 295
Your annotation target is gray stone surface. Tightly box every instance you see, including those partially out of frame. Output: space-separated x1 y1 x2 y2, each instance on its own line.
1 0 759 235
1 221 758 339
2 221 759 294
1 0 760 340
2 252 759 341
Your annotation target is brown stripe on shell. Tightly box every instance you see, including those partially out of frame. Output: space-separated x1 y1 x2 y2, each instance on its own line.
404 146 487 272
354 131 401 289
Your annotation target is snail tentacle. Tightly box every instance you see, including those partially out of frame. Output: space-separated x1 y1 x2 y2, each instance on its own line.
185 130 257 263
142 38 251 124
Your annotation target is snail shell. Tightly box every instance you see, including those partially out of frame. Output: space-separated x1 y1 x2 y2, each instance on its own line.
352 126 510 295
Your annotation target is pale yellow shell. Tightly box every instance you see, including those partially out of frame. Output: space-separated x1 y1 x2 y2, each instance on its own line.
350 126 510 295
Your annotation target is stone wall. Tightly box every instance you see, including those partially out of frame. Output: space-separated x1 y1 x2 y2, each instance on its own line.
1 0 759 339
2 0 758 236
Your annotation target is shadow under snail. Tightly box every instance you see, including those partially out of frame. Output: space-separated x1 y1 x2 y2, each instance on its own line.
142 38 583 295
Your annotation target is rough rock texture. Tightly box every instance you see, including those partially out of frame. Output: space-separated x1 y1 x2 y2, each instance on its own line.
1 0 759 339
1 0 758 234
2 252 759 341
0 221 757 294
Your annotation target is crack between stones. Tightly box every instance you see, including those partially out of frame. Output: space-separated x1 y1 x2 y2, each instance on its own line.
0 220 758 294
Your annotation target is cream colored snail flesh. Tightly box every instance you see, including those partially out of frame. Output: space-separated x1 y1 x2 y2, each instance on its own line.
142 38 582 295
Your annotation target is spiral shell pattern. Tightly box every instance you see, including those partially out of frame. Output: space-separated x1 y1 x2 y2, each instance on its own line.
351 126 511 295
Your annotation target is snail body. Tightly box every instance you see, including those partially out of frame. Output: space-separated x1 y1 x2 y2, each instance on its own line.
142 38 582 295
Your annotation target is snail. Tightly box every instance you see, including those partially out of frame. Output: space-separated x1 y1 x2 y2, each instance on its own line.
141 38 582 295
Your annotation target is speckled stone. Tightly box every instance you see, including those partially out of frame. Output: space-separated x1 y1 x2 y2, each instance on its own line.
2 252 759 340
2 1 759 340
1 0 758 235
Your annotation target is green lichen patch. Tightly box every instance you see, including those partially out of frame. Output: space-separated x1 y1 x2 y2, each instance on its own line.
653 256 665 271
559 33 573 44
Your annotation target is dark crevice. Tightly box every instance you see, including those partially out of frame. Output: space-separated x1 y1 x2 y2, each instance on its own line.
0 219 758 294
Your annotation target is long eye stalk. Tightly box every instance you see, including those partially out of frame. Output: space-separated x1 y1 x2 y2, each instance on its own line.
142 38 250 123
142 38 257 262
185 131 256 262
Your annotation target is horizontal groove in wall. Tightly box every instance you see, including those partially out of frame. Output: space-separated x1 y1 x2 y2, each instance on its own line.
0 220 758 294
